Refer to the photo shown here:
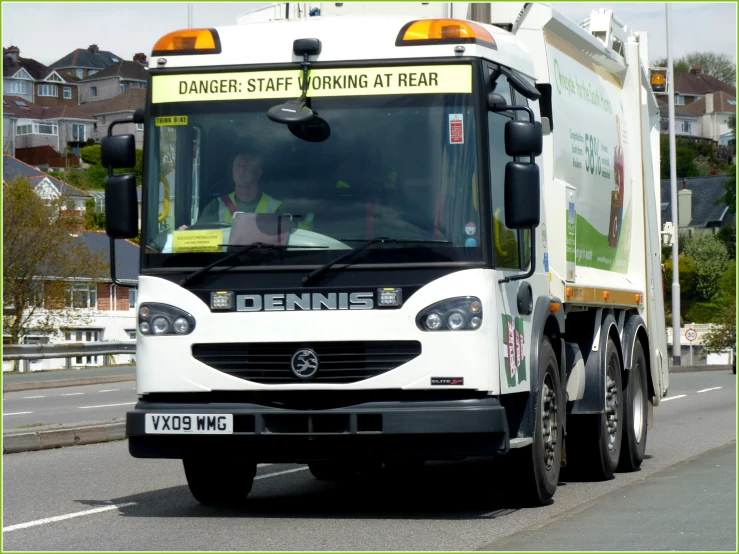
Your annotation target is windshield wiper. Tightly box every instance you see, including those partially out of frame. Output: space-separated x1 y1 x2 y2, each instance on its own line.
179 243 325 287
301 237 451 286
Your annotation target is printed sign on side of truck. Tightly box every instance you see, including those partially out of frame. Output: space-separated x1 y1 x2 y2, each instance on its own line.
545 35 632 274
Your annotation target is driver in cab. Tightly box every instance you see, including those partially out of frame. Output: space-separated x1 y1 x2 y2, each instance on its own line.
179 150 283 230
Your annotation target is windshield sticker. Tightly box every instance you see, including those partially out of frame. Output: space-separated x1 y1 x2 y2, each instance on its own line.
449 114 464 144
155 116 189 126
151 65 472 103
172 230 223 253
464 222 476 236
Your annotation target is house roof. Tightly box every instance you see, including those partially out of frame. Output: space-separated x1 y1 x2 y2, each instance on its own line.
661 175 735 228
2 154 91 198
680 91 737 116
657 97 699 119
3 50 50 80
675 72 736 97
77 87 147 115
81 60 148 82
3 96 94 121
78 231 140 281
49 47 122 71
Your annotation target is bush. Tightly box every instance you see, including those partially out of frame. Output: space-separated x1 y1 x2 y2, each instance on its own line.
682 234 729 300
80 145 102 165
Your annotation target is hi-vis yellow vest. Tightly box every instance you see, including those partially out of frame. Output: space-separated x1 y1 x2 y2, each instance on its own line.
218 191 314 231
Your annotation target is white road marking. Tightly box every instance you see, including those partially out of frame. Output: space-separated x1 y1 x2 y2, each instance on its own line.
3 412 33 416
2 502 137 533
254 467 309 480
22 396 46 399
3 468 303 534
79 402 137 409
61 393 85 396
661 394 687 402
697 386 722 393
98 389 119 393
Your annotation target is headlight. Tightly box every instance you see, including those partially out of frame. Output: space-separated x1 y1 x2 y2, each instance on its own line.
416 297 483 332
139 303 196 336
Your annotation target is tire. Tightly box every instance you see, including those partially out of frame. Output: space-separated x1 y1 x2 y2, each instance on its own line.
515 337 563 506
567 337 624 481
183 458 256 506
618 340 648 472
384 459 425 476
308 460 356 481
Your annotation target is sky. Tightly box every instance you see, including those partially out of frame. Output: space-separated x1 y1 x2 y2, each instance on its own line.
2 2 736 67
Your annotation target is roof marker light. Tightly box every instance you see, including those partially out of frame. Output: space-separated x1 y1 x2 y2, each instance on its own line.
396 19 496 49
152 29 221 56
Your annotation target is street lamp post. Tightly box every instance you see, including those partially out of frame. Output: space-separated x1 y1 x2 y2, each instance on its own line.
666 4 681 366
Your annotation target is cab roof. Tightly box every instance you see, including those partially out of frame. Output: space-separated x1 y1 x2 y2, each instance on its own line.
150 15 535 79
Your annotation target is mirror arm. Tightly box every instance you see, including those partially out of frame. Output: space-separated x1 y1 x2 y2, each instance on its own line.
109 236 137 289
498 227 536 284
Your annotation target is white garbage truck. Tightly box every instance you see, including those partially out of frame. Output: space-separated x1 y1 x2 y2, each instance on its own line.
103 1 669 506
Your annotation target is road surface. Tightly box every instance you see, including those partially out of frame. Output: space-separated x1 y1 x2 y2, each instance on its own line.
2 370 735 551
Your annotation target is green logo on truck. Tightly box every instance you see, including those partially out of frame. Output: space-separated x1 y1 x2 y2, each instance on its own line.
502 315 527 388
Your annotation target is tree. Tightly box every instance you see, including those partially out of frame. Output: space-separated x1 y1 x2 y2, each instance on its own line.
702 263 736 354
652 51 736 84
2 177 108 347
682 234 729 301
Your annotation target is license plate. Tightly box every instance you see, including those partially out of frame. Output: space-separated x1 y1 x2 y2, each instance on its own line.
144 414 233 434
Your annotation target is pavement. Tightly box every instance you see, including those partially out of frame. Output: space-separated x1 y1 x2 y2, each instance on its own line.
1 365 735 455
484 444 737 551
1 370 735 550
2 366 136 392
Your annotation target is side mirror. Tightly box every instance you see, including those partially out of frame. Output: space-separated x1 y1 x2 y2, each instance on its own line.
505 120 543 157
101 134 136 169
504 162 540 228
487 92 507 111
105 173 138 239
133 106 145 124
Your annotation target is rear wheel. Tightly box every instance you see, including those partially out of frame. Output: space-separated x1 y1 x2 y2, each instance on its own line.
512 337 563 506
308 460 352 481
618 340 648 472
568 337 623 480
183 458 256 506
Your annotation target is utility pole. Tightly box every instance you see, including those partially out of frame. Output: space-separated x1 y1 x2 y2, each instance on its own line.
470 2 491 23
187 4 193 28
666 4 681 366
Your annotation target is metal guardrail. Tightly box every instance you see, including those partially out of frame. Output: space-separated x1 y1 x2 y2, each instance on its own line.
2 342 136 361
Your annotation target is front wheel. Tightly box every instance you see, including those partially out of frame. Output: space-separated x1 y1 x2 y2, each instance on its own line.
183 458 256 506
618 340 648 471
513 337 563 506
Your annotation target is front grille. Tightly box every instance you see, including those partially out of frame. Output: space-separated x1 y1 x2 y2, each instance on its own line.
192 341 422 384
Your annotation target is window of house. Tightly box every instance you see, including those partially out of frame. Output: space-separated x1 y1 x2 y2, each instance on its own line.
681 120 692 133
71 123 86 142
63 87 72 99
88 69 98 76
136 123 144 131
7 80 27 94
76 69 84 79
38 84 59 97
129 288 137 308
91 86 98 98
66 283 98 309
676 95 685 106
101 115 106 124
120 83 126 94
14 99 27 107
35 122 58 135
16 124 32 135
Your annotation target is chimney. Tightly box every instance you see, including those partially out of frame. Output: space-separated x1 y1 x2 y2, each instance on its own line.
88 44 99 54
690 65 701 75
677 179 692 227
706 92 715 113
6 45 19 62
59 209 86 236
133 53 147 66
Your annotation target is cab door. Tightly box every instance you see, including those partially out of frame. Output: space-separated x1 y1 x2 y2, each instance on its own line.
486 65 548 394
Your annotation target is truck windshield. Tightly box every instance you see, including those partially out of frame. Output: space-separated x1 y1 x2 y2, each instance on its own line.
143 78 482 269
